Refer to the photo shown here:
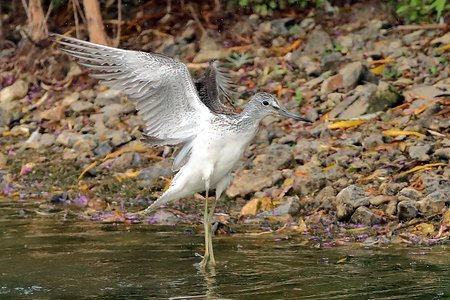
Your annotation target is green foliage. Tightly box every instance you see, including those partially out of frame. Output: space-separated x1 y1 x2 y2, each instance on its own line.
225 52 254 68
232 0 325 16
395 0 449 23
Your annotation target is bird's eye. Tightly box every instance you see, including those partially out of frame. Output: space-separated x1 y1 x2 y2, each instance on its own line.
262 100 269 106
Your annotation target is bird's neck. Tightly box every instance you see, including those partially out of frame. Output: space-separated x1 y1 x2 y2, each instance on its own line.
237 101 266 131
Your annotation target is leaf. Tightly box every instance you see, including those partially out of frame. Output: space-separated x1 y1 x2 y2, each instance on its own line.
413 223 435 236
115 170 141 182
398 163 447 177
383 129 425 137
103 144 148 161
436 43 450 53
370 64 385 75
328 120 366 129
79 161 98 179
322 164 337 171
240 197 273 216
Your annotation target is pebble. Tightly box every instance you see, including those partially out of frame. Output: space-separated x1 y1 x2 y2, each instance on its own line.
408 145 431 161
397 200 418 221
335 185 371 221
350 206 381 226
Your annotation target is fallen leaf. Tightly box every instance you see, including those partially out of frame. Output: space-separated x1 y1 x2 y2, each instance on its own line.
436 43 450 53
322 164 337 171
103 144 148 161
115 170 141 182
442 210 450 227
370 64 385 75
383 129 425 137
240 197 273 216
398 163 447 177
79 161 98 179
328 120 366 129
413 223 435 236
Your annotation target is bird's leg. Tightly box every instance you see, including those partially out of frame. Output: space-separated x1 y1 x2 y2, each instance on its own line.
207 194 217 266
200 189 213 268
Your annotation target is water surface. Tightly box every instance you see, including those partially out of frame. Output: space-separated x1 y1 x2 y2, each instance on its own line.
1 199 449 299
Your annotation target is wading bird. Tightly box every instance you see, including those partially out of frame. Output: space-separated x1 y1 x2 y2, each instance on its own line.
52 34 310 268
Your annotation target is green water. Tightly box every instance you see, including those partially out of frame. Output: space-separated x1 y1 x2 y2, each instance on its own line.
1 199 449 299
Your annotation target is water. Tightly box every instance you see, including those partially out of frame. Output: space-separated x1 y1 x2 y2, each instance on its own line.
1 199 449 299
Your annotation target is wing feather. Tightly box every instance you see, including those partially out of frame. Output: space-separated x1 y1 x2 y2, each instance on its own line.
51 34 212 146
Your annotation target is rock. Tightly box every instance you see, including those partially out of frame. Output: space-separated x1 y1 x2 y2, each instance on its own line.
416 190 450 216
270 18 297 36
73 137 97 153
335 185 371 221
138 164 173 185
55 131 82 147
315 186 336 209
227 169 282 198
398 187 422 201
147 210 179 225
302 27 333 57
362 133 384 149
253 144 293 170
431 32 450 45
193 33 228 63
272 196 301 216
408 145 431 161
329 81 402 119
62 148 78 160
110 152 143 172
291 55 321 75
338 62 364 91
379 182 408 196
369 195 397 206
70 100 95 113
403 85 450 102
397 200 418 221
293 173 326 196
434 148 450 160
0 96 22 126
0 79 29 102
320 74 343 94
80 89 96 100
61 92 80 106
107 130 132 146
94 141 112 157
100 103 135 119
350 206 381 225
386 200 397 216
39 133 56 147
95 89 122 106
402 30 424 45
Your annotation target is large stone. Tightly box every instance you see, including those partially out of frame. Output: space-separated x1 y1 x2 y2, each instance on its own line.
272 196 301 216
0 79 29 102
416 190 450 216
293 173 326 196
95 89 122 106
301 27 333 57
253 144 293 170
335 185 371 221
329 81 402 119
70 100 95 113
227 169 282 198
338 62 364 91
408 145 431 161
350 206 381 226
397 200 418 221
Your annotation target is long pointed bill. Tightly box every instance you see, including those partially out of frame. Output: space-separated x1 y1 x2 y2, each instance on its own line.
278 107 312 123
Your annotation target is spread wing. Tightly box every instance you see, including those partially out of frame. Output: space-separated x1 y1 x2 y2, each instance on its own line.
52 34 213 146
195 60 237 115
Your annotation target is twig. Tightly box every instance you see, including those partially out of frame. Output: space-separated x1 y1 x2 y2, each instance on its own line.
114 0 122 47
392 24 447 31
44 0 53 24
21 0 30 20
71 0 80 38
188 3 206 35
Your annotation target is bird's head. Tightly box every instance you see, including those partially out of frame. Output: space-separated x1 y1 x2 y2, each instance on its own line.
251 92 311 123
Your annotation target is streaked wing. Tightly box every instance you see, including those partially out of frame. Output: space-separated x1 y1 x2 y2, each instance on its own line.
52 34 212 146
195 60 237 115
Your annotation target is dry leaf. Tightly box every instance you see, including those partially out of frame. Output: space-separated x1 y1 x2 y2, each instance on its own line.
383 129 424 137
442 210 450 227
413 223 435 235
103 144 148 161
370 64 385 75
79 161 98 179
398 163 446 177
328 120 366 129
240 197 273 216
115 170 141 182
322 164 337 171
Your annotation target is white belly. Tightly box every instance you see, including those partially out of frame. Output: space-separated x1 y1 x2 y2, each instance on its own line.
171 129 255 196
